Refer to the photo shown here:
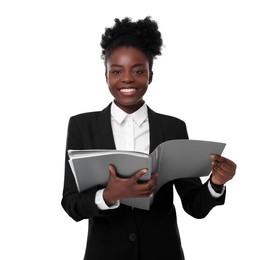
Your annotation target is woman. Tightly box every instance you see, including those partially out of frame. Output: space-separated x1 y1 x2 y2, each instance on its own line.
62 17 236 260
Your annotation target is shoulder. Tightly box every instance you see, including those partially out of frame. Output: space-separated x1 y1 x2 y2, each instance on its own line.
67 111 99 130
70 111 100 122
158 112 186 126
68 104 111 127
148 107 186 127
147 106 188 139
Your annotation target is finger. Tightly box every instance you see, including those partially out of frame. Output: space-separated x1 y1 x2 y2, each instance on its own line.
143 181 155 191
210 155 221 166
213 165 235 180
213 165 227 177
223 158 237 168
137 179 157 194
211 155 234 164
149 182 157 193
211 154 237 168
147 174 158 187
139 191 153 197
210 154 220 160
138 185 156 196
132 168 148 183
108 164 117 178
211 154 228 163
152 172 159 180
219 161 236 173
214 158 236 172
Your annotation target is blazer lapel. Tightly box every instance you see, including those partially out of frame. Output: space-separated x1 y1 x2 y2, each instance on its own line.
148 106 165 152
133 107 165 229
96 104 165 230
97 104 139 231
97 103 116 149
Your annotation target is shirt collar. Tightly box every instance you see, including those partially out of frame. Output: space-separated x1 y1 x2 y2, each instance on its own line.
111 101 148 126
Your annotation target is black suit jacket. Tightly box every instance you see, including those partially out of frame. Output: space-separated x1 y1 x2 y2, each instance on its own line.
62 104 225 260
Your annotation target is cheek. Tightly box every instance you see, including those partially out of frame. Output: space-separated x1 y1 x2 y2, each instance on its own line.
107 80 117 95
141 86 148 95
106 76 118 88
139 78 150 89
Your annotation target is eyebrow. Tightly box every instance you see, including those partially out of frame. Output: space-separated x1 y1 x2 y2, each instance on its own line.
110 63 146 68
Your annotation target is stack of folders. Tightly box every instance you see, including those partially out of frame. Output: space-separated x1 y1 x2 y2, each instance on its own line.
68 139 226 210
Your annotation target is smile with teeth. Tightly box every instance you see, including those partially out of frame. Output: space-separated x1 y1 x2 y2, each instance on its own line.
119 88 137 93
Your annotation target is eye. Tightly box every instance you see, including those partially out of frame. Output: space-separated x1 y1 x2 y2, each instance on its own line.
133 70 144 75
111 70 121 75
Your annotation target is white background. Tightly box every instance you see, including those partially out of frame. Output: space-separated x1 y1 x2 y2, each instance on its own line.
1 0 261 259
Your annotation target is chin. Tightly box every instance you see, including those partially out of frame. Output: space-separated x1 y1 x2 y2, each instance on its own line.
118 99 142 107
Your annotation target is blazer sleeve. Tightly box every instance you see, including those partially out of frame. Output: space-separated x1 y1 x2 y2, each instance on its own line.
61 116 114 221
174 178 226 219
160 114 226 219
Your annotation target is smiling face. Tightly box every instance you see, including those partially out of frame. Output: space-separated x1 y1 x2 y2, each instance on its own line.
106 46 153 114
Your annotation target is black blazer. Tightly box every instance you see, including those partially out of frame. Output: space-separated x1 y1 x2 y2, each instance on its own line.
61 104 225 260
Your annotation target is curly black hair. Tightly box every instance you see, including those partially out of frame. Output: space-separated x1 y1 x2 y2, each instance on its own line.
100 17 163 70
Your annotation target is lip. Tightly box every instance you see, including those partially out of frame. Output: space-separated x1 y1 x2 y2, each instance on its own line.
118 87 138 96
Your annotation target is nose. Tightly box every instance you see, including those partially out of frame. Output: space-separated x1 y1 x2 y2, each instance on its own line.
122 71 134 83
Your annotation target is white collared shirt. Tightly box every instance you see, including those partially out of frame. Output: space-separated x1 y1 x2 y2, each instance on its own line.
95 102 149 209
95 102 223 210
110 101 149 154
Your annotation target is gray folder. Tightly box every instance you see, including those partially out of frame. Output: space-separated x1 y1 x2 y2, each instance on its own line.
68 140 226 210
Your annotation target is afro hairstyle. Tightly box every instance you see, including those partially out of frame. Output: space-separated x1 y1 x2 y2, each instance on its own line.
100 16 163 70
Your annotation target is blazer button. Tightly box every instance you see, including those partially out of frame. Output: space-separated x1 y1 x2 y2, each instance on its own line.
129 233 137 242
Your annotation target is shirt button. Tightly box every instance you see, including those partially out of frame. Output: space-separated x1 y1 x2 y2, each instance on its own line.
129 233 137 242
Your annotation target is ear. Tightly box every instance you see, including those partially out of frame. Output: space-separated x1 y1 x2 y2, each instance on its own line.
105 71 108 83
149 71 153 84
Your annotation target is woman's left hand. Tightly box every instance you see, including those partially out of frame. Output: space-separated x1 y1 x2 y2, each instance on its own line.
210 154 237 185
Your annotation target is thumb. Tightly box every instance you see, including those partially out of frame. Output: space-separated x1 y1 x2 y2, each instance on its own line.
108 164 117 179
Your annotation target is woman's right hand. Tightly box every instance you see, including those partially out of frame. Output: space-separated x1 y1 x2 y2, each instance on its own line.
103 164 158 206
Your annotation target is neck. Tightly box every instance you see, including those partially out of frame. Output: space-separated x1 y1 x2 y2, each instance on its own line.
114 100 144 114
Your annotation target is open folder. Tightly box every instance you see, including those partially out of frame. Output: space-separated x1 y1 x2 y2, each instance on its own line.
68 139 226 210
